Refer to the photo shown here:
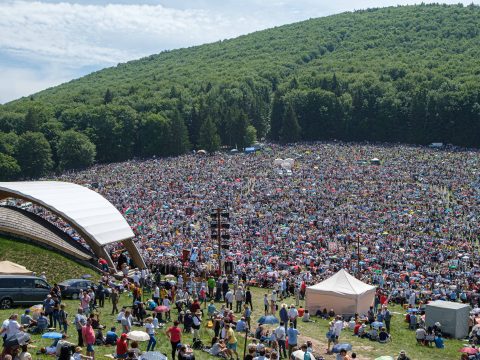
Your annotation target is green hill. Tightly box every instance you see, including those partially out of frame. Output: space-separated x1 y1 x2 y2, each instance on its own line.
0 236 99 283
1 4 480 178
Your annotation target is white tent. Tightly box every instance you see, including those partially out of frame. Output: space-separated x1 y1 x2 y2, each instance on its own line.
305 269 376 316
0 261 32 275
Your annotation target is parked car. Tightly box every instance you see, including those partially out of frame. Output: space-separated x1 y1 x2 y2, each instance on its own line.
58 279 110 299
0 275 51 309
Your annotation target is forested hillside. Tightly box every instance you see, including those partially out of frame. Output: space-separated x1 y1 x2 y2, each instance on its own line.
1 4 480 179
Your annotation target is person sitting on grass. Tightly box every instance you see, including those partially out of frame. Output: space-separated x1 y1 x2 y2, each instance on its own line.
302 310 313 323
378 327 390 343
73 347 93 360
128 341 142 358
415 326 426 345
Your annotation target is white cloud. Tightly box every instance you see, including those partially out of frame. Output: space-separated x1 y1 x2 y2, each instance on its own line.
0 0 479 103
0 65 73 103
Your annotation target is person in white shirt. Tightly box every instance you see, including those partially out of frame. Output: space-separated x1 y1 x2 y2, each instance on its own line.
225 290 234 311
153 285 160 305
332 316 344 344
145 317 156 351
6 314 21 341
288 305 299 328
274 322 287 359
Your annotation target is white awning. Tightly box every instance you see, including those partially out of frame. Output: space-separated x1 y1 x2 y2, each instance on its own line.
0 181 134 246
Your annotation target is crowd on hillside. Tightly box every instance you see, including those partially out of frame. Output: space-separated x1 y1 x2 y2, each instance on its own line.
47 142 479 306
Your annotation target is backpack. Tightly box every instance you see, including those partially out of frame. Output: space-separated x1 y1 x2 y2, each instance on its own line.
304 351 311 360
192 338 204 350
59 343 73 360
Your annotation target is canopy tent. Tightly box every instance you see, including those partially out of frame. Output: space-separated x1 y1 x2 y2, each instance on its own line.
305 269 376 316
0 261 31 275
425 301 470 339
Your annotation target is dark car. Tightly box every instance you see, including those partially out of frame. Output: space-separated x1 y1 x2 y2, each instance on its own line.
58 279 111 299
0 275 51 309
58 279 95 299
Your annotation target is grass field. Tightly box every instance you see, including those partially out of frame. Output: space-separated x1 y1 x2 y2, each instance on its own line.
0 237 99 283
0 236 465 359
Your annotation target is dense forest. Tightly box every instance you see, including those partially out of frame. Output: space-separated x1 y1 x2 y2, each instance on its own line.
1 4 480 179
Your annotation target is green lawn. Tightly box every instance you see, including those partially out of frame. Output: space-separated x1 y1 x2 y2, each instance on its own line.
0 236 465 359
0 236 99 284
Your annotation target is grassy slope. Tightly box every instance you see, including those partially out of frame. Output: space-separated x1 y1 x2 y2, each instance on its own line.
0 236 99 284
0 250 464 360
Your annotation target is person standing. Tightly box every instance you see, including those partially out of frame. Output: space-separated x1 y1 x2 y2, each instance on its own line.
82 318 95 360
192 310 202 341
145 317 156 351
288 305 298 329
153 285 160 305
166 321 182 360
74 308 87 346
235 287 244 313
245 287 253 310
58 304 68 334
226 323 239 360
121 311 133 334
207 276 215 300
383 307 392 334
43 295 54 327
96 283 105 308
111 288 119 315
274 322 287 359
286 323 299 358
333 315 344 346
225 289 234 311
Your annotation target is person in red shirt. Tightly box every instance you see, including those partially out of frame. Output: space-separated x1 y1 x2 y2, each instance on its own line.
116 333 129 359
354 323 361 335
190 299 201 315
166 321 182 360
82 318 96 359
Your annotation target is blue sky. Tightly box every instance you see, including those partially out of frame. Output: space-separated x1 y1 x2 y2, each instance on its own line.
0 0 479 103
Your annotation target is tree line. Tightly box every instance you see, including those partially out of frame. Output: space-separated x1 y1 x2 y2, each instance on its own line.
0 4 479 179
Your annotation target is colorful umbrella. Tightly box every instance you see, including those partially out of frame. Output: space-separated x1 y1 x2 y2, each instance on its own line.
42 332 63 340
332 343 352 353
460 347 478 355
154 305 170 313
257 315 279 325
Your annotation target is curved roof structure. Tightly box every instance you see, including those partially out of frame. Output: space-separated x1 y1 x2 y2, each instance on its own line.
0 181 134 246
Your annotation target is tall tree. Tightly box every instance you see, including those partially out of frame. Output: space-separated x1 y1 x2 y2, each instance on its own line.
0 153 20 181
199 117 221 153
169 110 191 155
57 130 96 170
280 105 301 143
15 132 53 178
104 89 113 104
269 92 284 141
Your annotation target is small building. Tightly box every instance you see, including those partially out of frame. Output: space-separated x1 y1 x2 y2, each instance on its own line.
425 300 470 339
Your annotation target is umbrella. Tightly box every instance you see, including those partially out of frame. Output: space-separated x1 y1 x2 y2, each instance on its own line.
257 315 279 325
155 305 170 313
147 248 154 251
460 347 478 355
291 350 315 360
127 331 150 342
332 343 352 353
42 332 63 340
375 357 394 360
371 321 384 328
407 308 419 313
165 274 175 279
140 352 168 360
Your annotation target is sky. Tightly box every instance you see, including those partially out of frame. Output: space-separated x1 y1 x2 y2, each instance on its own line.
0 0 479 103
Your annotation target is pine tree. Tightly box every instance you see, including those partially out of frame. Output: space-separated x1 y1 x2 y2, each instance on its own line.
280 105 301 143
199 117 221 153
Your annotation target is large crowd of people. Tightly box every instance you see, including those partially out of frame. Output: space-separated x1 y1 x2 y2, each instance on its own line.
50 141 480 308
3 141 480 360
